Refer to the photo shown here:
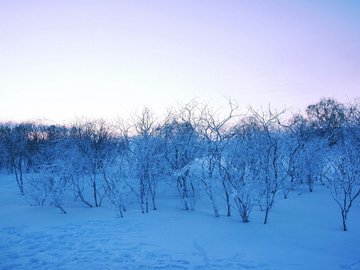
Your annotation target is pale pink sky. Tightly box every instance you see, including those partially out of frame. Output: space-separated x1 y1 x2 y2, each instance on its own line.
0 0 359 122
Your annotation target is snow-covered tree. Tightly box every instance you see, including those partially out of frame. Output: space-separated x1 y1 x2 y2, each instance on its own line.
306 98 346 146
161 103 202 210
325 133 360 231
198 100 239 217
70 119 114 207
0 122 35 195
103 139 132 218
26 139 71 214
223 122 262 222
130 108 166 213
248 107 287 224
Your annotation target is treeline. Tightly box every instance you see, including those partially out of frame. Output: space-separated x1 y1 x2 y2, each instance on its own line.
0 98 359 231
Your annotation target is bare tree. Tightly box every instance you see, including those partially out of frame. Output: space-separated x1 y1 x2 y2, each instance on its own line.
0 122 36 195
325 134 360 231
130 108 166 213
70 119 113 207
103 143 132 218
306 98 346 146
279 115 309 198
346 100 360 150
66 139 94 208
198 99 239 217
161 102 202 210
26 139 71 214
222 121 261 222
248 107 287 224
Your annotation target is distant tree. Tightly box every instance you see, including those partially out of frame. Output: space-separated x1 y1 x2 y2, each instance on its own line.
346 100 360 148
0 123 11 171
306 98 346 145
0 122 35 195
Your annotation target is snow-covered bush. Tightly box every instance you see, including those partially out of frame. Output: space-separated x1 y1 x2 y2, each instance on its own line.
26 164 70 214
25 139 72 213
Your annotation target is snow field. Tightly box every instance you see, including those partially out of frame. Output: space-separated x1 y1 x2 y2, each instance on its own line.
1 175 360 270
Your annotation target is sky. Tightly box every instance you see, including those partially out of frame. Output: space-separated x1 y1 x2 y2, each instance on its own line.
0 0 359 123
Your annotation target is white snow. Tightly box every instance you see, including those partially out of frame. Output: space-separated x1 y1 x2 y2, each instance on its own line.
1 174 360 270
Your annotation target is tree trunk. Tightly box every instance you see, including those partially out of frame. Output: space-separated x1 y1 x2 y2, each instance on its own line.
118 206 124 218
183 198 189 211
151 195 157 211
77 191 93 207
93 176 98 207
221 180 231 217
342 210 347 231
56 204 67 214
14 162 24 195
19 161 24 194
225 191 231 217
308 175 313 192
209 190 219 217
264 207 270 224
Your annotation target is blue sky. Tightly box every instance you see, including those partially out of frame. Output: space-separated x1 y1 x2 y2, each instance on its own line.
0 0 359 122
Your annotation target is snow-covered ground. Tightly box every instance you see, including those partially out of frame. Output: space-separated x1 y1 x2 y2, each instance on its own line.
1 174 360 270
